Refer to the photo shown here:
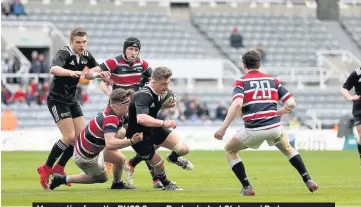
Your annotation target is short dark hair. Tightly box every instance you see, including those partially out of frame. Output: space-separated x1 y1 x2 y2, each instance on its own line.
110 88 134 105
70 27 87 42
242 50 261 69
151 67 172 81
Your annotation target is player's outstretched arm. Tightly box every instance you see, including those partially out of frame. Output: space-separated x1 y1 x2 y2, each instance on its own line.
104 132 143 150
84 66 102 80
50 66 83 77
137 114 177 129
100 81 112 97
215 98 243 140
50 48 83 77
277 97 296 117
222 98 243 129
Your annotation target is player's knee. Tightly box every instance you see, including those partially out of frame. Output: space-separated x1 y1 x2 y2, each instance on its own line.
172 141 189 156
92 173 108 183
118 154 126 165
224 143 236 154
62 132 77 143
150 158 165 175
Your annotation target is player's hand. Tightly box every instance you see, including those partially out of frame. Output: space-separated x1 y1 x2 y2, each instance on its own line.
349 95 360 101
116 127 126 139
164 120 178 129
163 100 177 109
214 127 226 140
105 78 114 86
131 132 143 144
99 71 111 81
70 71 83 78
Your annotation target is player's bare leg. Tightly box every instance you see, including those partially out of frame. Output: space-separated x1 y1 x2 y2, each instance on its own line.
224 137 254 196
53 116 85 186
125 150 163 188
104 148 136 189
146 152 183 191
161 133 193 170
38 118 76 190
275 134 319 192
355 125 361 168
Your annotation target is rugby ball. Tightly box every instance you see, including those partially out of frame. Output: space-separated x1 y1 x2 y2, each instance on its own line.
161 90 177 108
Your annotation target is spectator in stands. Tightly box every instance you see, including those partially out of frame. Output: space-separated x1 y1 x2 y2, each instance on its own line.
2 57 11 73
1 82 13 105
2 3 9 16
197 102 210 121
178 101 187 121
230 27 243 49
29 50 39 74
9 0 26 16
256 44 266 62
11 56 21 83
184 101 200 121
36 84 47 105
181 93 191 108
25 85 36 105
289 116 301 129
36 54 49 83
216 101 228 120
12 85 26 103
82 89 89 104
288 116 300 148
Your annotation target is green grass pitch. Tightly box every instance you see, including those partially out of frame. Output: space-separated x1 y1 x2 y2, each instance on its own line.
1 151 361 206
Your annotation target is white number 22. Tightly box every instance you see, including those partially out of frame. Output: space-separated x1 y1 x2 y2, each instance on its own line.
250 80 271 99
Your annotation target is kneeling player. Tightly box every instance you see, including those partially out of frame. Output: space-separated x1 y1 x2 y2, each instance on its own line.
49 89 142 190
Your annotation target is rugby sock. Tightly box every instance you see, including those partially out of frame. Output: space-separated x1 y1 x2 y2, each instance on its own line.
45 139 67 168
289 154 311 182
358 144 361 160
230 158 250 187
167 151 180 162
156 172 171 186
145 162 158 181
129 154 143 167
57 141 74 167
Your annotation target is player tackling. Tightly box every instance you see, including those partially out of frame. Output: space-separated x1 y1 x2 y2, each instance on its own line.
49 89 140 190
214 50 319 196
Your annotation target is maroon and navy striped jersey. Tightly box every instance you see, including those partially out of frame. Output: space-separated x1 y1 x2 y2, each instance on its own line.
74 105 127 158
99 55 152 91
232 70 292 130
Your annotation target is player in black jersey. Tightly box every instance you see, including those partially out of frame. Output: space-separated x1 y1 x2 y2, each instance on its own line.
37 27 109 190
85 37 162 187
341 67 361 168
126 67 194 190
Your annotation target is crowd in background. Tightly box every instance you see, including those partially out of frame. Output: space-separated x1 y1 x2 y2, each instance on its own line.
159 93 228 121
1 79 89 106
1 0 26 16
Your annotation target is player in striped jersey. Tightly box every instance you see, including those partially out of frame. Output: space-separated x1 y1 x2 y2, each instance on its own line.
84 37 173 188
49 89 142 190
214 50 318 196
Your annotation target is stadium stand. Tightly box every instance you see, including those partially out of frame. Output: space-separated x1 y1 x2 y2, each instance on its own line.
191 12 340 69
341 13 361 48
1 8 218 60
1 0 360 130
